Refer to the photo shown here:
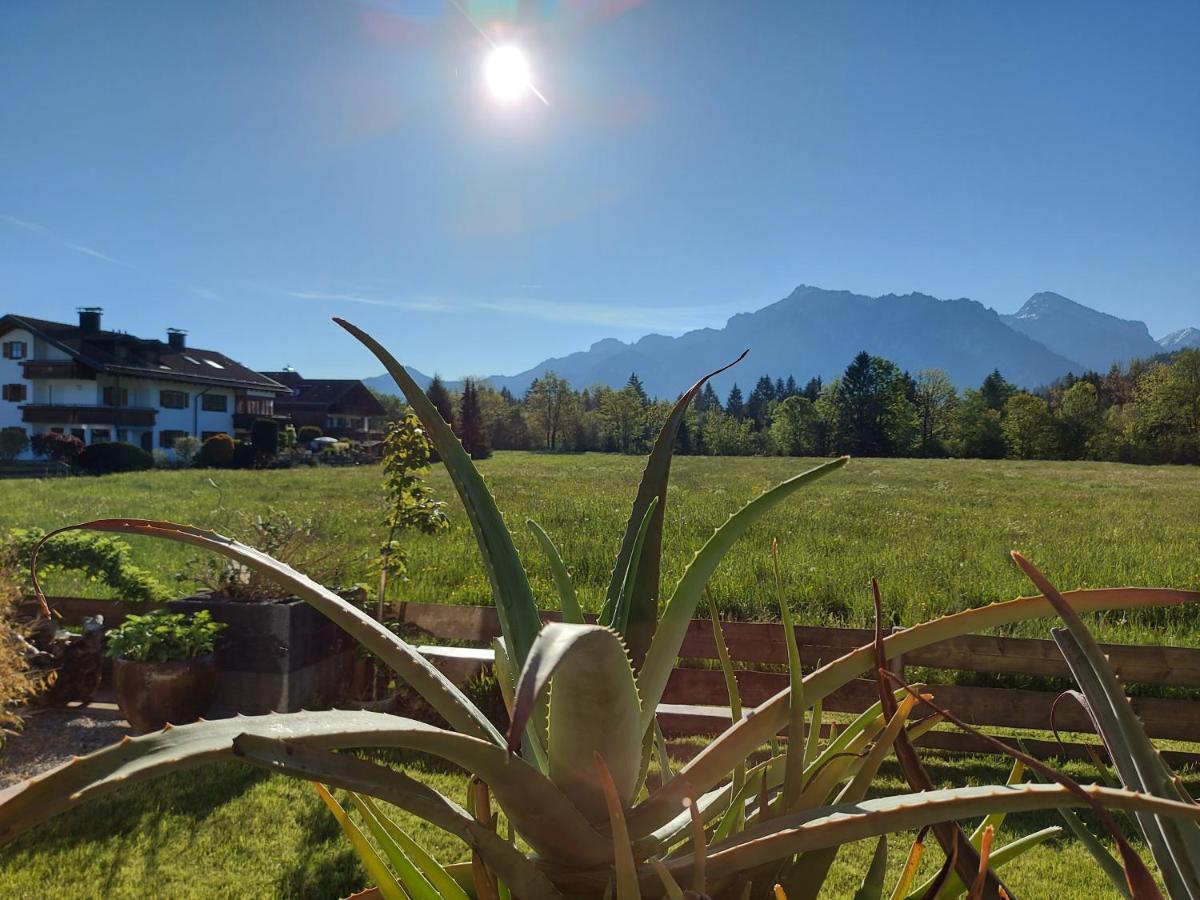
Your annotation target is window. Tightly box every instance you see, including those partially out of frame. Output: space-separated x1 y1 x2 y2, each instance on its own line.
159 429 188 448
201 393 228 412
201 430 226 441
1 384 27 402
90 429 111 443
160 389 188 409
236 397 274 416
70 428 84 440
2 341 28 359
102 386 129 407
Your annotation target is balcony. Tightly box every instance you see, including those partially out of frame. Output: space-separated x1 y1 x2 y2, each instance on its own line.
21 404 157 427
20 360 95 380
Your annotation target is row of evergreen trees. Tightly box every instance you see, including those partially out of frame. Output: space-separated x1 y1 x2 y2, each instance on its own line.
373 348 1200 465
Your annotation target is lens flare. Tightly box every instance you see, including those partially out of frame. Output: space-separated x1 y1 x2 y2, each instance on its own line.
484 45 532 103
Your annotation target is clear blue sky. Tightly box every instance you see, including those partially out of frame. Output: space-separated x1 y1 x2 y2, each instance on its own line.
2 1 1197 379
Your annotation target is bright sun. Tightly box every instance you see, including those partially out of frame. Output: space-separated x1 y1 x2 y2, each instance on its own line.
484 45 532 103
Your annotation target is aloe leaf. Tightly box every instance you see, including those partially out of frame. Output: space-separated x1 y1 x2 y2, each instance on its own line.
315 783 406 900
493 637 550 773
654 783 1200 888
890 828 928 900
356 795 472 900
526 519 584 625
970 759 1025 849
853 836 888 900
627 586 1200 837
1013 553 1200 897
806 705 825 777
602 350 748 668
607 497 660 637
638 456 848 732
0 710 604 870
1024 761 1131 900
335 318 541 671
781 694 921 900
596 754 641 900
507 623 643 822
773 540 806 813
346 791 441 900
32 519 500 745
234 736 565 900
908 826 1063 900
650 858 685 900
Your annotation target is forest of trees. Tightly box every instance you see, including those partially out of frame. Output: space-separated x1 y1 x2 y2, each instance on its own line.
372 348 1200 465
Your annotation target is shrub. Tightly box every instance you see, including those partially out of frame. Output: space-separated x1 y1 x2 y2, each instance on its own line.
105 609 225 663
251 419 279 459
297 425 323 445
231 440 257 469
74 441 153 475
279 424 297 452
172 435 202 465
3 528 168 602
0 559 39 740
198 433 235 467
0 427 28 463
31 431 84 465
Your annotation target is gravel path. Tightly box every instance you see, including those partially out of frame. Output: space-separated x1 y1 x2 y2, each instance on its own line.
0 705 132 787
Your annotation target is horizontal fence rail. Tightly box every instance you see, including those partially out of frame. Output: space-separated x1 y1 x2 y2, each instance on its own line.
28 596 1200 765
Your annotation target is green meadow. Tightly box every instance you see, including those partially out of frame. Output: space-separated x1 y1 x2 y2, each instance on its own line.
1 452 1198 643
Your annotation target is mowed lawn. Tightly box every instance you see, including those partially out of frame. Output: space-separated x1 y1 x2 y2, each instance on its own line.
3 452 1198 642
0 749 1170 898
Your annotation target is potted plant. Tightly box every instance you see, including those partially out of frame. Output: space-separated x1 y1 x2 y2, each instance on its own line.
105 609 224 734
169 508 360 715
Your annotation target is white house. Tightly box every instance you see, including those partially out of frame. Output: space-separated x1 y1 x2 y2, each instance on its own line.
0 308 289 458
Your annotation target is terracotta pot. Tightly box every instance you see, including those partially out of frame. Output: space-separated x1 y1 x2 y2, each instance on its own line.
112 655 217 734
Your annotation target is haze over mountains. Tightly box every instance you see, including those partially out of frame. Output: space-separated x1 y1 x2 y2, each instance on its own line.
366 286 1198 400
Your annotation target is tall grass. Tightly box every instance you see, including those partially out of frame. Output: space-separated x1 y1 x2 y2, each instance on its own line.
2 453 1197 642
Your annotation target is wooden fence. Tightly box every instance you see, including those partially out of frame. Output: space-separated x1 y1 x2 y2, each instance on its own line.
29 596 1200 765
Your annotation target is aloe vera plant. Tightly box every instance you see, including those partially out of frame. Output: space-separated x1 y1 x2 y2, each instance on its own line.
3 319 1200 899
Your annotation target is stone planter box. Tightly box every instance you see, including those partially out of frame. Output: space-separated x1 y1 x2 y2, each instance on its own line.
168 596 356 716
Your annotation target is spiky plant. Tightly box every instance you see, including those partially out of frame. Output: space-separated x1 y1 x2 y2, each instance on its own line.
2 320 1200 899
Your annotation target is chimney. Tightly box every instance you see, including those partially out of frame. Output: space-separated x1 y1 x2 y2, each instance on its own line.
167 328 187 351
77 307 103 334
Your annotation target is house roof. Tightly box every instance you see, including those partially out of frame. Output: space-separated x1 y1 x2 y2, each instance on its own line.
0 314 290 393
260 371 388 416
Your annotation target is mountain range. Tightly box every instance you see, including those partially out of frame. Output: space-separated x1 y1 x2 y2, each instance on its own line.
364 286 1198 400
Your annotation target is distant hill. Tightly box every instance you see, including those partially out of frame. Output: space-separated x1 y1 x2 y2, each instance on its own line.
363 367 434 396
1159 326 1200 352
364 285 1191 400
999 291 1162 372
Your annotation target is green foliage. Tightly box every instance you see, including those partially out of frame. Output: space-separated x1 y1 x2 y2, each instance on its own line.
185 507 355 599
427 375 454 425
4 527 168 602
0 428 28 463
0 558 38 735
199 433 235 467
380 412 449 587
457 379 491 460
251 419 280 459
74 441 153 475
104 609 225 663
1001 393 1055 460
172 435 202 465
